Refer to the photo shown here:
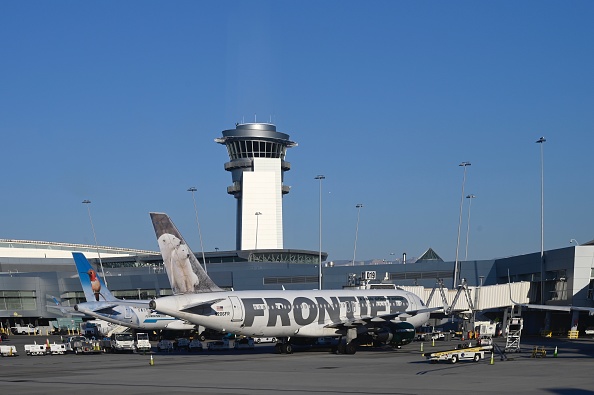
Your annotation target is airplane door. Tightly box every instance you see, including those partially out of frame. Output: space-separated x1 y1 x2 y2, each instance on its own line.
125 306 132 319
229 296 244 322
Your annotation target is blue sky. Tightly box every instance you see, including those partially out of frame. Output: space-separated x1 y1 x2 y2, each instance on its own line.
1 1 592 262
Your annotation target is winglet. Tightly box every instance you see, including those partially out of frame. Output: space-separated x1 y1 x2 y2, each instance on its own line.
72 252 116 302
150 212 222 294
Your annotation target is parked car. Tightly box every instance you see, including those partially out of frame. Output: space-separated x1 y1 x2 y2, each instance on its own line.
156 339 174 352
188 338 203 352
234 337 254 349
253 337 277 344
208 339 230 351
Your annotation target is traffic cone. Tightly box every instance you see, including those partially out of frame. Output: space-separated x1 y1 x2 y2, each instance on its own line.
554 346 558 357
490 351 494 365
432 338 435 347
149 354 154 366
420 342 424 352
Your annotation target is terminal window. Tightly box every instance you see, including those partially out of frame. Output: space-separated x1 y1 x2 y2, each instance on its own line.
0 290 37 311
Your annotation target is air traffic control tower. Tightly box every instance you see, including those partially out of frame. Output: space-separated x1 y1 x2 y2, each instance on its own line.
215 123 297 251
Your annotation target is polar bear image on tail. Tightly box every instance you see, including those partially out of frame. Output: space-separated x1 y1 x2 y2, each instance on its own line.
157 233 199 294
151 212 222 295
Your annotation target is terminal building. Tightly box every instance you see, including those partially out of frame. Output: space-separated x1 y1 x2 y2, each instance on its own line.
1 122 594 336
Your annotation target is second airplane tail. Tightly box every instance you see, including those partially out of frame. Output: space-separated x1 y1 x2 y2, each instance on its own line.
150 212 222 294
72 252 116 302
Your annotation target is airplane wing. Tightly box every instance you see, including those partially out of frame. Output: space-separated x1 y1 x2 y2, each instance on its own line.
180 298 226 314
324 306 443 328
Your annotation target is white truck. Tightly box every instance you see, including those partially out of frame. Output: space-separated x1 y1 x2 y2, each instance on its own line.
135 333 151 353
11 324 38 335
110 333 135 353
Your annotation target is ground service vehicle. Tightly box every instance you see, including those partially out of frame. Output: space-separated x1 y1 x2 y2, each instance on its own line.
24 343 47 356
48 342 67 355
110 333 135 353
11 324 38 335
188 338 203 351
0 345 18 356
175 338 190 350
208 339 230 351
63 335 102 354
157 339 174 352
234 337 255 349
424 344 493 364
135 333 151 353
253 337 276 344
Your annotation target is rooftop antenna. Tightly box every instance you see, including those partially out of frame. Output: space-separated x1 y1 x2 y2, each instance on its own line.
254 113 257 123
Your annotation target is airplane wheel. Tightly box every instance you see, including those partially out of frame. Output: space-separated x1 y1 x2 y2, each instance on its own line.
336 342 346 354
345 342 357 355
274 344 282 354
285 344 293 354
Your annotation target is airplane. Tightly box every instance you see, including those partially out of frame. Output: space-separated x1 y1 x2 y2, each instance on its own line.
147 212 440 354
71 252 196 331
46 295 85 317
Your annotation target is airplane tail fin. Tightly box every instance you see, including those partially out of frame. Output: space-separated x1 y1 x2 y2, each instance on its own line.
72 252 117 302
150 212 222 294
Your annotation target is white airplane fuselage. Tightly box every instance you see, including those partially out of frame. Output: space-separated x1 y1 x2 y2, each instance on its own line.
150 288 430 338
74 302 195 331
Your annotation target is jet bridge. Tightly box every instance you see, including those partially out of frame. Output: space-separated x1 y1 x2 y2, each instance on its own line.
397 281 531 313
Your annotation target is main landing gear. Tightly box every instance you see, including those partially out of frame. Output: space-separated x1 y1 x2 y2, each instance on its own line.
333 327 359 355
274 338 293 354
333 339 358 355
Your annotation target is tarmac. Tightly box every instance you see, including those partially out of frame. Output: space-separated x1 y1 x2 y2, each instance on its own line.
1 334 593 394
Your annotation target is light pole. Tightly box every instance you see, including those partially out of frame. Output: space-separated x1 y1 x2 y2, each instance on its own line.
465 194 476 261
536 137 546 303
254 212 262 249
570 239 579 246
352 204 363 266
315 175 325 290
453 162 471 288
187 187 207 273
82 200 107 287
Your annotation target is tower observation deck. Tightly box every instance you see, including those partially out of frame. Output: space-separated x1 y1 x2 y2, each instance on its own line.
215 123 297 251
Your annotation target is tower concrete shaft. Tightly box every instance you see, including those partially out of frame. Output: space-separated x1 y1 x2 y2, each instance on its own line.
215 123 297 250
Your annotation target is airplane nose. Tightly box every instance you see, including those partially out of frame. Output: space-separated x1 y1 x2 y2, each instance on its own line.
149 300 156 310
